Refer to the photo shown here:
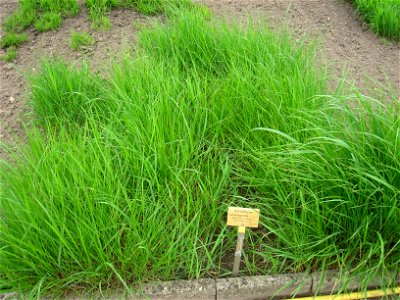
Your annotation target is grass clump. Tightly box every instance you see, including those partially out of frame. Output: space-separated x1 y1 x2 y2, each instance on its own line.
0 32 26 62
3 0 79 33
353 0 400 40
85 0 117 29
0 32 27 48
70 31 95 50
1 9 399 298
1 46 17 62
34 12 62 32
2 5 36 33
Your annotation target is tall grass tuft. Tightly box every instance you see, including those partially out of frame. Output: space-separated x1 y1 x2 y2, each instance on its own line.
353 0 400 40
1 9 399 297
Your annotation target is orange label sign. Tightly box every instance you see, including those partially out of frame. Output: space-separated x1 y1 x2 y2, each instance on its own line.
227 207 260 228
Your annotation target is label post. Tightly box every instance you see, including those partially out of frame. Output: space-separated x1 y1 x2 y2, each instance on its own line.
227 207 260 275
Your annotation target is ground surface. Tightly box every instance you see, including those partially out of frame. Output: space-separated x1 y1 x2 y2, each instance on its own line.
1 0 399 145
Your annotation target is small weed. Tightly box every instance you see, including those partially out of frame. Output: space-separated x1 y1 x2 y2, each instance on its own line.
70 31 95 50
379 37 391 46
0 32 27 48
1 46 17 62
91 15 112 30
132 20 146 31
34 12 62 32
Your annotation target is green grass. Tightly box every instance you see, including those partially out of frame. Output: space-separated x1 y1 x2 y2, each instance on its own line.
0 32 25 62
0 32 27 49
3 0 79 33
1 0 80 57
2 5 36 33
70 31 95 50
1 9 399 298
1 46 17 62
34 12 63 32
353 0 400 40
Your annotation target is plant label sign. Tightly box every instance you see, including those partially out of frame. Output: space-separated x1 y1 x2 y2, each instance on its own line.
227 206 260 275
227 207 260 228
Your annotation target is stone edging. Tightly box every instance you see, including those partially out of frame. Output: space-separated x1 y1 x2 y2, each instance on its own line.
136 271 400 300
1 271 399 299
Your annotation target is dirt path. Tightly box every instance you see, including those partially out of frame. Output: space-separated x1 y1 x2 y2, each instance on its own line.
1 0 399 147
200 0 400 93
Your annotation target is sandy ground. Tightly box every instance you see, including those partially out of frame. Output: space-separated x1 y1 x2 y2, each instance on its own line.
1 0 399 146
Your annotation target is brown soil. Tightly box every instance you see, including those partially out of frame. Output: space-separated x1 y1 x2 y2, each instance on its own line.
1 0 399 148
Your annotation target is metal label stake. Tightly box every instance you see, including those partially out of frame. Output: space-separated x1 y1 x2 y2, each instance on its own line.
232 226 246 275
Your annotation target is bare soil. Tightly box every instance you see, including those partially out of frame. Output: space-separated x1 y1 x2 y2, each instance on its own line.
1 0 399 147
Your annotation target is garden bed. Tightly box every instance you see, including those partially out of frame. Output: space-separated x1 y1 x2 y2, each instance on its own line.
1 0 399 298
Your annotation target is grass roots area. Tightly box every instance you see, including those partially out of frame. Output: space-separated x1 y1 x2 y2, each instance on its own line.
353 0 400 40
85 0 192 29
1 10 400 297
